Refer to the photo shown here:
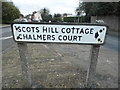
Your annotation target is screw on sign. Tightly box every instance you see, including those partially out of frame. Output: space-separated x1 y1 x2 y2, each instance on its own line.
11 22 108 88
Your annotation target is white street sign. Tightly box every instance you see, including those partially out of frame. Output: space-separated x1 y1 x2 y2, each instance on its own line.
11 23 107 44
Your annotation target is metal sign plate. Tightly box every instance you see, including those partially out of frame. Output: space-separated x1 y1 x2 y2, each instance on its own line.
11 23 107 44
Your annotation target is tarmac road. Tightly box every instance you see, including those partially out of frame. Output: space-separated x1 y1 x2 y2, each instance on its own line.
104 31 119 52
1 27 15 53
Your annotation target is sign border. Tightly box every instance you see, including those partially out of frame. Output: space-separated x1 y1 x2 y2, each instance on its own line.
11 22 108 45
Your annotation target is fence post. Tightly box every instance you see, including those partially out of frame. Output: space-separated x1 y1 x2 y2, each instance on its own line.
86 45 100 88
17 43 32 88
